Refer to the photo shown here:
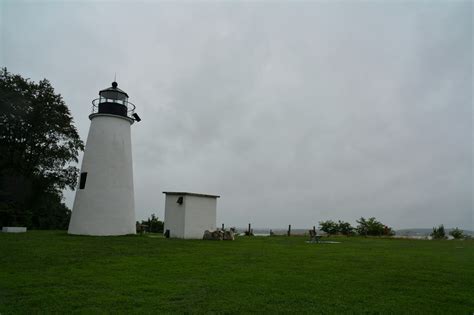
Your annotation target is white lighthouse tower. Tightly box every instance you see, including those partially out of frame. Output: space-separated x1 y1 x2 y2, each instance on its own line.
68 81 140 236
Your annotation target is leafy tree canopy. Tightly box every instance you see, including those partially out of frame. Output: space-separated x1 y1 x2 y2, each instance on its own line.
0 68 83 228
319 220 339 235
431 224 447 240
449 227 464 239
337 220 355 236
137 213 164 233
356 217 394 236
319 220 355 235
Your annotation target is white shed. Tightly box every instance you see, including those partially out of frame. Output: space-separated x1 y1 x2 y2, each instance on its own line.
163 192 219 239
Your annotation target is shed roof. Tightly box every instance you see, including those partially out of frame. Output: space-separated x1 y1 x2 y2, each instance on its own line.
163 191 220 198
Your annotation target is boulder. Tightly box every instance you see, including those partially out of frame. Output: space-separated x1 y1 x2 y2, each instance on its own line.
203 229 234 240
203 230 213 240
212 230 224 240
203 230 223 240
223 230 235 240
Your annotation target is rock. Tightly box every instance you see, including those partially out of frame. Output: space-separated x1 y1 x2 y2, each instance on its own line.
203 230 213 240
212 230 224 240
223 230 235 240
203 229 234 240
203 230 223 240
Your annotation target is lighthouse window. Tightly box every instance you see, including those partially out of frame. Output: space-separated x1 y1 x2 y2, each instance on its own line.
79 172 88 189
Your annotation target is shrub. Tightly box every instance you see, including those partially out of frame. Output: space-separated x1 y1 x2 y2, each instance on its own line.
337 220 355 235
319 220 339 235
138 213 164 233
449 227 464 239
356 217 394 236
431 225 447 239
319 220 355 236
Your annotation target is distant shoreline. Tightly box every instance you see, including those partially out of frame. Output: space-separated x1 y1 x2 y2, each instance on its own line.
234 227 474 236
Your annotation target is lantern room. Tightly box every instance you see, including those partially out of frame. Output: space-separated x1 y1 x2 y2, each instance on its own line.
91 81 136 119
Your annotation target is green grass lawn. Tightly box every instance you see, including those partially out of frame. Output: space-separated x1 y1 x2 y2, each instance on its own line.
0 231 473 314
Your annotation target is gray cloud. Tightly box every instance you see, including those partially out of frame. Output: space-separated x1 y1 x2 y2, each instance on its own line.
1 1 472 229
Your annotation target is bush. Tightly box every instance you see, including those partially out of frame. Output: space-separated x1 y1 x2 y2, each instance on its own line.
319 220 355 236
337 220 355 236
431 225 447 239
137 213 164 233
356 217 394 236
319 220 339 235
449 227 464 239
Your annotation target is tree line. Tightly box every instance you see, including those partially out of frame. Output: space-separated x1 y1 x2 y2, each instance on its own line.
319 218 469 239
431 225 467 240
319 217 394 236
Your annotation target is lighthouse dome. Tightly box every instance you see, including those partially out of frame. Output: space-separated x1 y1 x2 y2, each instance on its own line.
99 81 129 100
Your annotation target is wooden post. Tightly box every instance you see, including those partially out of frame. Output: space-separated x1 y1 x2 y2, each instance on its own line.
222 223 224 230
288 224 291 236
313 226 316 233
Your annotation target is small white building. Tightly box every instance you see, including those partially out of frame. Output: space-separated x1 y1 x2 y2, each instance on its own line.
163 192 219 239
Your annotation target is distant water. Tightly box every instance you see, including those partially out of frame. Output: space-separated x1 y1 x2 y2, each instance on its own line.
395 228 474 236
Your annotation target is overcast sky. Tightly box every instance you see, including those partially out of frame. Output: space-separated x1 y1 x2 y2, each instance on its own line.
1 1 472 229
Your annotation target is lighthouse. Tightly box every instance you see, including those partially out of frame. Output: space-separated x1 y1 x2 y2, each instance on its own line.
68 82 140 235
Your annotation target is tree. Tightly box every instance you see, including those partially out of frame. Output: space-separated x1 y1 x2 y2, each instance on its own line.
319 220 339 235
138 214 164 233
337 220 355 236
449 227 464 239
319 220 355 236
356 217 393 236
0 68 83 228
430 225 447 240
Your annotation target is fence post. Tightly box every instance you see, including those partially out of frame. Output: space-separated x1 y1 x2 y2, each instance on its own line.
288 224 291 236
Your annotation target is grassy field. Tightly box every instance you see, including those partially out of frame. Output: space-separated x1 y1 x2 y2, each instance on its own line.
0 231 473 314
